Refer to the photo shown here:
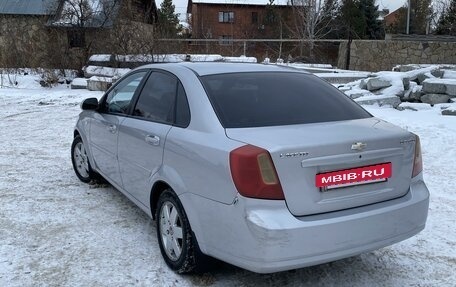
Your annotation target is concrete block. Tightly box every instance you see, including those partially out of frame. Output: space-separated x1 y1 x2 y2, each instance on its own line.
87 76 113 91
421 94 450 105
422 81 447 94
355 95 401 108
71 78 87 89
442 109 456 116
366 78 392 91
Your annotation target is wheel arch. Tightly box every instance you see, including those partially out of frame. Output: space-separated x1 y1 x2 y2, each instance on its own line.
150 180 172 220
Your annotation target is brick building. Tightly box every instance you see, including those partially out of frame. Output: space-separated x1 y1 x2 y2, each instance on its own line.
187 0 293 42
384 8 402 28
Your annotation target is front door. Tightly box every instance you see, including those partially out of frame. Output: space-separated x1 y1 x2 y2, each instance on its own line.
90 71 148 186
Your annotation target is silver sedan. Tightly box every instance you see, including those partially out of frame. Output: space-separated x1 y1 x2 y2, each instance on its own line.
71 63 429 274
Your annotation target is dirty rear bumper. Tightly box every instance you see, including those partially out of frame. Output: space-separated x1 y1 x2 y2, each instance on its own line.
180 179 429 273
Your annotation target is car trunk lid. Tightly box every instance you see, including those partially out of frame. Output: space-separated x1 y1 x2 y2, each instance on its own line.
226 117 415 216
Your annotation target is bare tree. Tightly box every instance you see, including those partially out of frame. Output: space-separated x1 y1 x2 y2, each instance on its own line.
432 0 452 32
289 0 338 59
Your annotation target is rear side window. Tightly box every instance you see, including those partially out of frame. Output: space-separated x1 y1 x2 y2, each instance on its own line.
175 82 191 128
133 72 177 124
200 72 371 128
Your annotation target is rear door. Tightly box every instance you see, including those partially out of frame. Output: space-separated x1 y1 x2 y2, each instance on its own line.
89 71 148 186
117 71 179 205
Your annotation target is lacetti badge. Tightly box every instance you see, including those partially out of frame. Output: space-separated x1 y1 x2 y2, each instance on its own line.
280 151 309 158
351 142 367 151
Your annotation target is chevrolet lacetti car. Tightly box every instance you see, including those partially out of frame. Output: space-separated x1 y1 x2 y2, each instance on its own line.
71 63 429 274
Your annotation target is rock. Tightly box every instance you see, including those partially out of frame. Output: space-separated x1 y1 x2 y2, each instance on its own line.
366 78 392 91
431 69 444 78
338 86 352 93
39 80 50 87
402 81 417 101
409 84 423 101
442 109 456 116
401 106 418 111
421 94 450 105
446 83 456 97
402 77 410 90
348 93 365 99
394 65 417 72
402 89 412 101
359 79 367 90
355 95 401 108
410 90 424 101
422 80 447 94
417 73 430 85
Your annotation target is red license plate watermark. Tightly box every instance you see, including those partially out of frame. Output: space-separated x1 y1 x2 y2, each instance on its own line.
316 163 392 189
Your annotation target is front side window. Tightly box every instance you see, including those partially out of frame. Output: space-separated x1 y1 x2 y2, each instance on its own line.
218 11 234 23
201 72 372 128
133 72 178 124
104 71 147 114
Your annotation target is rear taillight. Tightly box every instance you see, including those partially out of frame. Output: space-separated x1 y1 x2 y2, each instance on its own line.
412 134 423 178
230 145 284 200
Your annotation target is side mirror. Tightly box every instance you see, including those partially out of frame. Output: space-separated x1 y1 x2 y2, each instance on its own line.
81 98 99 110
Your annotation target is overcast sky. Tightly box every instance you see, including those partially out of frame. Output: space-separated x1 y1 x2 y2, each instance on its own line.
158 0 408 21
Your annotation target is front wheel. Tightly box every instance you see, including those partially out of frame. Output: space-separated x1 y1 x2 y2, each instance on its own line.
156 189 207 273
71 135 96 183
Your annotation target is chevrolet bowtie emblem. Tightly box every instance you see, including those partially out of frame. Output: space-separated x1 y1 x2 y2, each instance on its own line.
351 142 367 151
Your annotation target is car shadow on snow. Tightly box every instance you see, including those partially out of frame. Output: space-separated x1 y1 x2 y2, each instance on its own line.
196 251 403 286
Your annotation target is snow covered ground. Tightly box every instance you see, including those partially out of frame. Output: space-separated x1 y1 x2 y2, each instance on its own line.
0 73 455 286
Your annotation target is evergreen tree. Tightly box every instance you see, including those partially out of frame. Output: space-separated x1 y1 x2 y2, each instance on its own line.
436 0 456 35
358 0 384 39
337 0 365 39
389 0 432 34
158 0 180 38
337 0 384 39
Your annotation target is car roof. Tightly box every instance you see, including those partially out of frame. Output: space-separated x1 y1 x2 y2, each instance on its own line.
139 62 309 76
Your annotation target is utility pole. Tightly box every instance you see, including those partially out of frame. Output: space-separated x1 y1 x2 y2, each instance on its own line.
406 0 411 34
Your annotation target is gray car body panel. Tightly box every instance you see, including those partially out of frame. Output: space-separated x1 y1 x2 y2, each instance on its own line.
74 62 429 273
179 176 428 273
226 118 415 216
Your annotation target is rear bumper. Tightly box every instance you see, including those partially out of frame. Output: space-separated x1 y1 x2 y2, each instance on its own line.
180 179 429 273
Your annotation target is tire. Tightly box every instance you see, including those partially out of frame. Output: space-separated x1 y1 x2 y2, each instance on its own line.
71 135 96 183
156 189 207 274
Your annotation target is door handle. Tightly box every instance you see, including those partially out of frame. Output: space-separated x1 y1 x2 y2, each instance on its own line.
107 124 117 134
145 135 160 146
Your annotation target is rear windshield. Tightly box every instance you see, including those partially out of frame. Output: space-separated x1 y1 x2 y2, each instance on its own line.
200 72 372 128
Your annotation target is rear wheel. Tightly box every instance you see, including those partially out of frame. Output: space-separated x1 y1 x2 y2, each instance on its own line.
71 135 96 183
156 189 206 273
